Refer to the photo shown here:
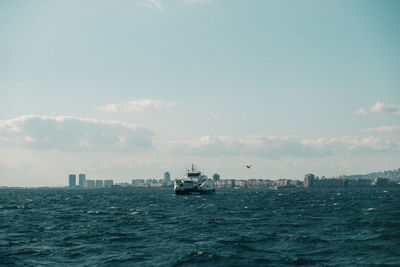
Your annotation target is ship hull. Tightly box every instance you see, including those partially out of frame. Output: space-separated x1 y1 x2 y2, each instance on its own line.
174 188 215 195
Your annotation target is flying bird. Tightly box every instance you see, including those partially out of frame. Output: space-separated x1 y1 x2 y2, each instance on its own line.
244 165 251 169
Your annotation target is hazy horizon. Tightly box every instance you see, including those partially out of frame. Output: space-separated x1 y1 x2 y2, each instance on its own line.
1 0 399 187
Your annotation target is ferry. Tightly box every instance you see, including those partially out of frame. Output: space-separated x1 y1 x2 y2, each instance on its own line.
174 164 215 195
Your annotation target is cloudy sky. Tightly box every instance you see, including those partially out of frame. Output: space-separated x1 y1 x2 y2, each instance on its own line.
1 0 399 186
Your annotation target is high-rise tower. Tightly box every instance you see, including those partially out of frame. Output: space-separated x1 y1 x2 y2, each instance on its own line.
304 174 315 188
79 174 86 188
69 174 76 188
164 172 171 181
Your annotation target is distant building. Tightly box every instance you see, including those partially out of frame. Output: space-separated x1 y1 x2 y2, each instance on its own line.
115 182 131 187
95 180 104 188
372 177 390 187
164 172 171 181
215 179 235 188
86 180 95 188
149 181 163 187
234 180 245 187
104 180 114 188
250 179 269 187
69 174 76 188
293 180 304 187
304 174 314 188
132 179 146 187
314 178 345 188
146 179 158 186
213 173 220 182
344 179 371 187
276 179 290 187
78 174 86 188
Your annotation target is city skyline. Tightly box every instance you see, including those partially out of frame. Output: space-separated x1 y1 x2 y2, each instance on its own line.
1 0 400 186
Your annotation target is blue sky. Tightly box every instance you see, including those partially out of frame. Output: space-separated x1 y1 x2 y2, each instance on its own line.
1 0 399 186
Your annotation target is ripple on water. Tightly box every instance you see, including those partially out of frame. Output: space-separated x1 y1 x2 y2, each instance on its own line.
0 187 399 266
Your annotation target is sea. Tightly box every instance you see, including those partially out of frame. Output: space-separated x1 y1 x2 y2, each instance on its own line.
0 187 399 266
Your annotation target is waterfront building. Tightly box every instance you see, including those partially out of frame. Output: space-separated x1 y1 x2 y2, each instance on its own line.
303 175 372 189
95 180 104 188
86 180 95 188
164 172 171 181
313 178 343 188
162 180 174 187
149 181 163 187
132 179 146 187
372 177 390 187
78 174 86 188
276 179 287 187
215 179 235 188
104 180 114 188
115 182 131 187
354 179 372 187
246 179 265 187
304 174 315 188
293 180 303 187
146 179 158 186
69 174 76 188
234 180 245 187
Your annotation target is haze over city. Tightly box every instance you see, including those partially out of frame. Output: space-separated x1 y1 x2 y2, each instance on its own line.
1 0 399 187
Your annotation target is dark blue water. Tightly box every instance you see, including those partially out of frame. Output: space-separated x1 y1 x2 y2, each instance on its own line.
1 188 399 266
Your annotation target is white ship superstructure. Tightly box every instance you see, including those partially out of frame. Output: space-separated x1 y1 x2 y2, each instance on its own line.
174 164 215 195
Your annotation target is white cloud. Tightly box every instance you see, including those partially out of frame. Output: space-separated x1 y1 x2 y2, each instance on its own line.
98 99 175 113
149 0 162 9
364 126 400 133
125 99 175 112
183 0 215 3
355 107 367 115
97 103 118 112
138 0 163 10
302 136 393 152
158 134 397 159
1 114 396 159
0 115 154 152
138 0 215 9
356 102 400 115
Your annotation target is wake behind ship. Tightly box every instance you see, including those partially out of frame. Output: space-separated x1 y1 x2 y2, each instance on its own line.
174 164 215 195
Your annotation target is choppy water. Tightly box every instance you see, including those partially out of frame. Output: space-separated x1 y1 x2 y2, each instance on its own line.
1 187 399 266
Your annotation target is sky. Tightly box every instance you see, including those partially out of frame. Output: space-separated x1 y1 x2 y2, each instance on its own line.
1 0 399 187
